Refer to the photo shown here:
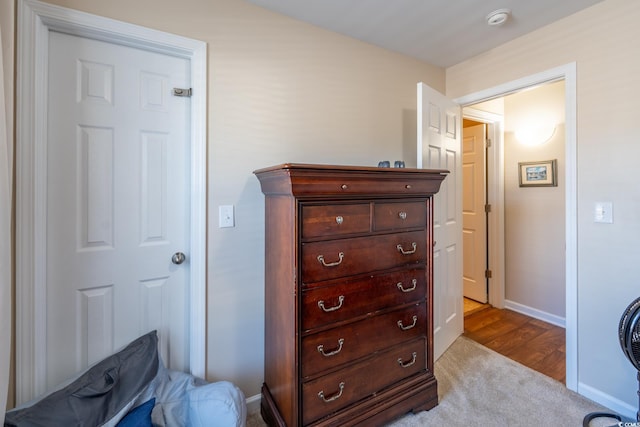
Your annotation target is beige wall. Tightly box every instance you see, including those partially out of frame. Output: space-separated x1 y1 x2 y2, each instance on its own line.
1 0 13 134
14 0 443 401
448 0 640 413
1 0 15 411
2 0 14 171
504 82 565 319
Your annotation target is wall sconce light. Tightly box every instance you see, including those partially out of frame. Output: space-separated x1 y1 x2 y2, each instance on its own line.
514 124 556 146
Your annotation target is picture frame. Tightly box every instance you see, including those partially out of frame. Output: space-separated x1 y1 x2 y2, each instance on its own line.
518 159 557 187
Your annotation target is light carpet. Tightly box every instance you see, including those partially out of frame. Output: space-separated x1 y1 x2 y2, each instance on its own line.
247 336 622 426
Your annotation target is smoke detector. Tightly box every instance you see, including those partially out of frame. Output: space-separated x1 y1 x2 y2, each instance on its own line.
486 8 511 26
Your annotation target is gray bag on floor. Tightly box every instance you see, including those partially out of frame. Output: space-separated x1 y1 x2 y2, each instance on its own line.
4 330 159 427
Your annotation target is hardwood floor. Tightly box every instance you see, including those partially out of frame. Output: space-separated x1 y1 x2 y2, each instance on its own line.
463 306 566 384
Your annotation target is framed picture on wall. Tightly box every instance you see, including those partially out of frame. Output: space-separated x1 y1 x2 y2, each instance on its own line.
518 159 557 187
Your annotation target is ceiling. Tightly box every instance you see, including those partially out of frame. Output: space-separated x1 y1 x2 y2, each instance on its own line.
245 0 603 68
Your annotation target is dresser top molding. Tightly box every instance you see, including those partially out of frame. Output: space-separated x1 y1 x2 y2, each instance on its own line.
254 163 449 199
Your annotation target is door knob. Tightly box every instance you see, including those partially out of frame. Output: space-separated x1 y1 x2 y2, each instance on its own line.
172 252 186 265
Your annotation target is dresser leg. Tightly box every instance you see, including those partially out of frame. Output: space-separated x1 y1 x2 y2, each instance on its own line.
411 395 439 414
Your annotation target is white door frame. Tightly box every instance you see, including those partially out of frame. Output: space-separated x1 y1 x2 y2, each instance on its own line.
462 108 505 309
454 62 577 391
16 0 207 403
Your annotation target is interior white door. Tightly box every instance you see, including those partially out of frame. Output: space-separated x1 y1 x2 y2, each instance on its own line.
462 124 488 303
45 31 191 390
417 83 463 360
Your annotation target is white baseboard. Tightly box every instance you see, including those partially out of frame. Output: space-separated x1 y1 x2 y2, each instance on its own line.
505 302 637 420
504 299 566 328
246 393 261 415
578 381 637 421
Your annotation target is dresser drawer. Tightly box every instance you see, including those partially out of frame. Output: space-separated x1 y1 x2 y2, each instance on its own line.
301 338 426 425
301 303 426 378
373 201 426 231
285 174 446 198
301 230 426 283
301 203 370 239
301 268 426 331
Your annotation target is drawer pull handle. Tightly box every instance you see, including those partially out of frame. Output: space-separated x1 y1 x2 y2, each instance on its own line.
398 352 417 368
398 211 407 220
397 315 418 331
318 382 345 403
317 252 344 267
317 338 345 357
335 215 344 225
397 279 417 293
318 295 345 312
405 184 412 189
341 184 348 190
397 242 417 255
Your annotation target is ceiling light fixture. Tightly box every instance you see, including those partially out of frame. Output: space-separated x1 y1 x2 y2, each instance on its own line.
486 8 511 26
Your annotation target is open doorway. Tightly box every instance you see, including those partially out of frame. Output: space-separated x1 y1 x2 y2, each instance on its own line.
461 81 566 321
461 80 567 383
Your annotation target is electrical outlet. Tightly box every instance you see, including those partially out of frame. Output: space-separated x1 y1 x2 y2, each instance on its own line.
594 202 613 224
219 205 235 228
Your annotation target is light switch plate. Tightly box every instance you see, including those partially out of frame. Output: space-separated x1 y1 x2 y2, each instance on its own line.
594 202 613 224
219 205 235 228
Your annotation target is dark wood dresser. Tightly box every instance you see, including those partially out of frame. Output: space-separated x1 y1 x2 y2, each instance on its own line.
254 164 447 427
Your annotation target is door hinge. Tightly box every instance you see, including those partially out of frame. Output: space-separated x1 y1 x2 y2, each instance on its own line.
173 88 192 97
485 269 493 279
485 204 492 213
486 138 492 148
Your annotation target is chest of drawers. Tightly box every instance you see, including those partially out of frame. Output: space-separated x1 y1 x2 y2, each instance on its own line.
254 163 447 427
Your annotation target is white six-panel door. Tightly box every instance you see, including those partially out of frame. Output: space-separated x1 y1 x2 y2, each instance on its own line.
418 83 463 360
462 124 488 303
45 31 191 390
